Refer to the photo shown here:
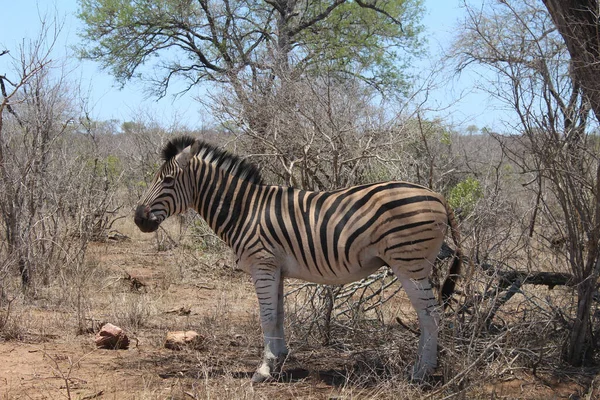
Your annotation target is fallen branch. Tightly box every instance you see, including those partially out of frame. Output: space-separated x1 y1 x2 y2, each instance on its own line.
478 259 573 289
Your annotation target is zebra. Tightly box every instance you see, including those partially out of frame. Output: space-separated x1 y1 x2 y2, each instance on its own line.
135 136 462 383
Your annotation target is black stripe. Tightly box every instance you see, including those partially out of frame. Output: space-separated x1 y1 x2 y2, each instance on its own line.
332 209 353 272
220 179 252 242
194 162 209 211
301 191 323 276
255 284 273 290
214 177 240 233
288 188 311 272
373 220 434 244
230 185 263 251
181 164 194 207
393 257 425 262
209 170 230 229
344 195 443 260
246 245 266 259
274 188 298 260
263 189 283 248
312 191 328 229
382 208 443 225
385 236 435 253
201 163 217 220
254 277 275 282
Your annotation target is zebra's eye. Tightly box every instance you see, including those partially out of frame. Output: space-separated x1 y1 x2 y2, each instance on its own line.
163 175 176 187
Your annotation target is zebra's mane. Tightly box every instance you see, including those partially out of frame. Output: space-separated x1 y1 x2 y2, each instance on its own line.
161 136 263 185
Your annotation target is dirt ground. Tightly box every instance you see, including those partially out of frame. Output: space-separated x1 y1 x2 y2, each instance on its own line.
1 224 598 399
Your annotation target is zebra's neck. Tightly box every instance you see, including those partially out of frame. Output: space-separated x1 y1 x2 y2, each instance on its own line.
193 160 261 251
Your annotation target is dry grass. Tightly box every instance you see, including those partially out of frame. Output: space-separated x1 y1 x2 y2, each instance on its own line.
0 218 598 399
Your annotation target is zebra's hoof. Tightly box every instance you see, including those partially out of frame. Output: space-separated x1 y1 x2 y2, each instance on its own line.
409 364 434 384
251 371 273 383
251 361 275 383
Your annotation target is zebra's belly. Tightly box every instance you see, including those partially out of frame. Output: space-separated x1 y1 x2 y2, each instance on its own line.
280 254 384 285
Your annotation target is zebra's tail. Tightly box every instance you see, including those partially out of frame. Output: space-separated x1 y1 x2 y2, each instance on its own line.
440 200 462 308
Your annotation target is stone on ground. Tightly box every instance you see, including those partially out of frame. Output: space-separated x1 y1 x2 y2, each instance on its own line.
164 330 204 350
95 323 130 350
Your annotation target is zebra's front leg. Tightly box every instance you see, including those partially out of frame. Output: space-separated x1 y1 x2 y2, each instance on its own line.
251 265 288 383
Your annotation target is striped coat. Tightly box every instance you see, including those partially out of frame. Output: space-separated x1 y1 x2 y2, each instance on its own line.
135 136 461 382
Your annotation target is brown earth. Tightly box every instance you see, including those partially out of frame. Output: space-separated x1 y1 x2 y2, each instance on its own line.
0 224 597 399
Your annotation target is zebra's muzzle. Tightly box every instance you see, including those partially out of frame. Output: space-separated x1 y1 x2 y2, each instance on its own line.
134 204 160 233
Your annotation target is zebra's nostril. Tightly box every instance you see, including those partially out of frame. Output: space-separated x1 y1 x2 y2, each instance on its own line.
134 204 160 232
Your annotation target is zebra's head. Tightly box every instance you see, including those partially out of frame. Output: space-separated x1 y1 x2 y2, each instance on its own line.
135 136 200 233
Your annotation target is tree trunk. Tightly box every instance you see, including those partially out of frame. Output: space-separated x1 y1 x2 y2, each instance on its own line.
564 277 595 365
542 0 600 122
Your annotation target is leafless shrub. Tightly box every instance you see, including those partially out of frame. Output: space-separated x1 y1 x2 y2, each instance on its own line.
0 297 18 339
0 20 129 307
212 73 418 191
40 349 97 400
435 270 572 395
118 117 172 206
185 215 229 254
451 0 600 367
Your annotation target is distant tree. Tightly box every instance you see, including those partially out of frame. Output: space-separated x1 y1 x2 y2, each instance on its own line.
77 0 423 96
77 0 423 138
465 124 478 135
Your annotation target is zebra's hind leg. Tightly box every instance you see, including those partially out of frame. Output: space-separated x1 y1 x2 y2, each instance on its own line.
250 264 288 383
393 264 440 382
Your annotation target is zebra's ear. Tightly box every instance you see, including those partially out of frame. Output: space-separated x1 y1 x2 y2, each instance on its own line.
174 141 200 169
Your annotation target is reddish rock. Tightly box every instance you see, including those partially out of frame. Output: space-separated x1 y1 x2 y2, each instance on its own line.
95 323 130 350
164 330 204 350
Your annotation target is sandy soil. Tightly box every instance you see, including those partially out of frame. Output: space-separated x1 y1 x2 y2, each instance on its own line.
0 233 597 399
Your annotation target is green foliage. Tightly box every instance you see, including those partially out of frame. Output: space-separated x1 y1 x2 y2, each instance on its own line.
404 117 454 160
440 130 452 146
297 0 424 91
85 155 123 183
448 177 483 216
77 0 424 94
105 155 122 181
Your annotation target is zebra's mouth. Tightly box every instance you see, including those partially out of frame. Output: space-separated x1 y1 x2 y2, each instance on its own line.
134 204 160 233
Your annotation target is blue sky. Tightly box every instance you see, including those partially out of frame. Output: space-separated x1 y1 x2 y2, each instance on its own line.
0 0 503 131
